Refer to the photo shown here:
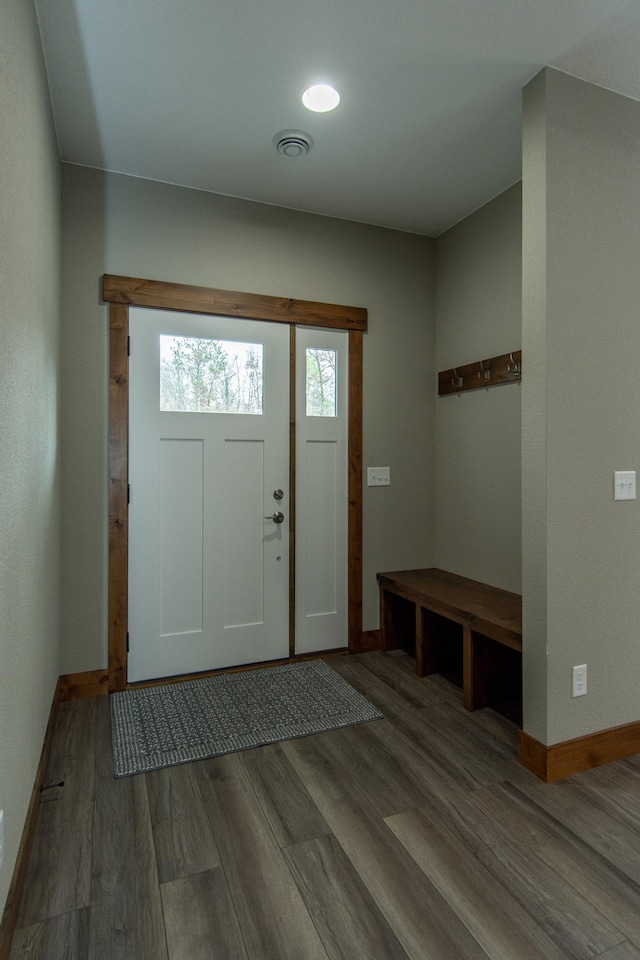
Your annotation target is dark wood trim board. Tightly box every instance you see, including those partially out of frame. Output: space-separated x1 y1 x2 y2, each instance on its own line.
519 721 640 782
103 274 367 331
57 670 109 701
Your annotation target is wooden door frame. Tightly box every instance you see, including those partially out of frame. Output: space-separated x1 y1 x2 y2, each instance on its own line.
105 274 367 692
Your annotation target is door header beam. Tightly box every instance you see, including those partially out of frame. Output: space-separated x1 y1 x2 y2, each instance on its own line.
103 275 367 332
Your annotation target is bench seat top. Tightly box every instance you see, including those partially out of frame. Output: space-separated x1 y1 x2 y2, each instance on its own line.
377 567 522 643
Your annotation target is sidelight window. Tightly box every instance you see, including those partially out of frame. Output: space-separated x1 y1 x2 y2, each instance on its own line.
305 347 337 417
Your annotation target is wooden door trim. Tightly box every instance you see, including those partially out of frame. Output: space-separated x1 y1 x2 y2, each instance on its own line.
288 326 297 659
106 275 366 692
104 274 367 331
108 301 129 691
348 331 364 649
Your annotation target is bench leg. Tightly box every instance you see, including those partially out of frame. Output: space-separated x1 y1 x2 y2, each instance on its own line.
416 607 438 678
463 627 491 711
380 588 398 651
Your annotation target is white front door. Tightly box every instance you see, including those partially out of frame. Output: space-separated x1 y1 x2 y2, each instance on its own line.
127 308 290 682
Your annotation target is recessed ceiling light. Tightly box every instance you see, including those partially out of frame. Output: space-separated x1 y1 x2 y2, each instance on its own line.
302 84 340 113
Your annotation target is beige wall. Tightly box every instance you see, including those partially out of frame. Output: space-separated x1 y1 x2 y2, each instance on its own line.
59 165 435 671
434 184 522 593
0 0 61 914
3 9 640 927
523 68 640 745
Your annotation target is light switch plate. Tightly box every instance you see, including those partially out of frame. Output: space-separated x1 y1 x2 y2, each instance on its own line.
614 471 636 501
367 467 390 486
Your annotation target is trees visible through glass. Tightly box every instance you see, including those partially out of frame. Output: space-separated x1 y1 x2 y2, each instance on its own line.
160 336 263 414
306 347 337 417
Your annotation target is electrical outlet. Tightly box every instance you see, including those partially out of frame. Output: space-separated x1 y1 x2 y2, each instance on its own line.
367 467 390 486
572 664 587 698
0 809 4 870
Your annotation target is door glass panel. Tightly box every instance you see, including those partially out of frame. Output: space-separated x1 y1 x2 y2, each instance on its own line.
306 347 337 417
160 335 263 414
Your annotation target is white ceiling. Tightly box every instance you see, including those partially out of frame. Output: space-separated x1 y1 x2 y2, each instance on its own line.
34 0 640 237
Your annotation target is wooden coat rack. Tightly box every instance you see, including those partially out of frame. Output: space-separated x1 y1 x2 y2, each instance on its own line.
438 350 521 396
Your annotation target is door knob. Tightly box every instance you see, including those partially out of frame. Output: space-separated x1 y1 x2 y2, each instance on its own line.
264 511 285 524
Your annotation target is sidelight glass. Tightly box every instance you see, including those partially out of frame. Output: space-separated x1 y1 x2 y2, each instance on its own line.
306 347 337 417
160 336 263 414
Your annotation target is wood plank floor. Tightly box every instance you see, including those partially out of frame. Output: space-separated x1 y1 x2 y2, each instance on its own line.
9 650 640 960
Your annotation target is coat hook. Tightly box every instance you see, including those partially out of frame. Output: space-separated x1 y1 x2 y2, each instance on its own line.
507 353 521 376
451 368 463 389
478 360 490 383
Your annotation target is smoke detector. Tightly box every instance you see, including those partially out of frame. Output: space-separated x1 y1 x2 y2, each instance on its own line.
273 130 313 158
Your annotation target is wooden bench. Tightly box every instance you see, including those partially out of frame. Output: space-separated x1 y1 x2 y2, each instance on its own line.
377 568 522 713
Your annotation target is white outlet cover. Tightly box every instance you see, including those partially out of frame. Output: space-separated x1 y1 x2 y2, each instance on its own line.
572 664 587 697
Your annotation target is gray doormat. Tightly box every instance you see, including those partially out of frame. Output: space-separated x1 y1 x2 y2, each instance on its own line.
110 659 383 777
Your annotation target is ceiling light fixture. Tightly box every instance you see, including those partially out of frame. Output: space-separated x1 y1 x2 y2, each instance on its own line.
302 84 340 113
273 129 313 158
